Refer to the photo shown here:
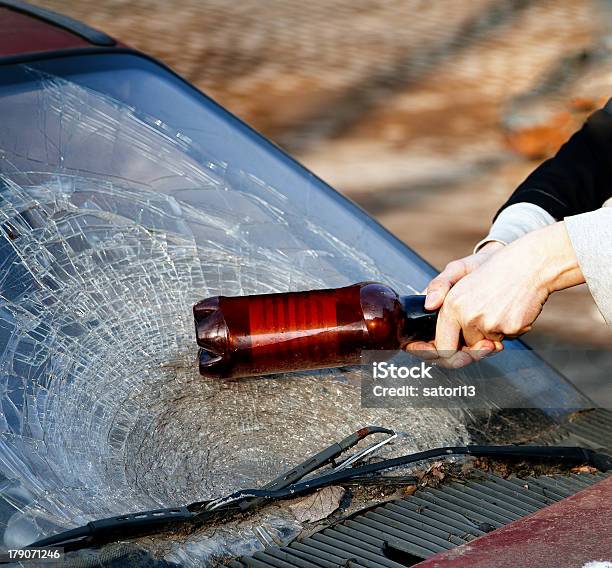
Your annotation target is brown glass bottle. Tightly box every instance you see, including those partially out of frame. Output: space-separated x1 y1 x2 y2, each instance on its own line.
193 282 437 379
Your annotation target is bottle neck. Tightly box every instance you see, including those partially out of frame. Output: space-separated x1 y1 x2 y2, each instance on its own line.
398 295 438 344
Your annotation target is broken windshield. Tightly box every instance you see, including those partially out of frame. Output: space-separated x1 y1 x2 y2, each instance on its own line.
0 54 592 563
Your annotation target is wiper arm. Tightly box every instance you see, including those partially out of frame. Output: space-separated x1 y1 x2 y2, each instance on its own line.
237 425 395 511
204 444 611 510
22 434 610 555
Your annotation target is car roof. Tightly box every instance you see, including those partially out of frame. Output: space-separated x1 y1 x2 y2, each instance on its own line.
0 0 118 60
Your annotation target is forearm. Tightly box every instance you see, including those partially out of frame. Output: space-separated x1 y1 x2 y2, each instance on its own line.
519 222 585 294
476 211 611 325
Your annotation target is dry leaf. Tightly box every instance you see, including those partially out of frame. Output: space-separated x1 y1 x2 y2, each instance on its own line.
570 464 598 474
288 486 345 523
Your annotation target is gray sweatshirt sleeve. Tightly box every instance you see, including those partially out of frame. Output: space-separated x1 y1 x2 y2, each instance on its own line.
564 207 612 324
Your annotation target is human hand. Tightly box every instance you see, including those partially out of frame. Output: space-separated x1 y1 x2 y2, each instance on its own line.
423 240 505 311
406 240 504 368
432 222 584 366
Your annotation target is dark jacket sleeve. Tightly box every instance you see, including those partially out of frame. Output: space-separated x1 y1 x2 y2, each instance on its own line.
495 100 612 221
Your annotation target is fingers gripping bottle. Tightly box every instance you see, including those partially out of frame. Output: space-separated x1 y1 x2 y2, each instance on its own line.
193 282 437 379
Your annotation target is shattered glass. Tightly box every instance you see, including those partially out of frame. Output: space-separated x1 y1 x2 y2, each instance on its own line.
0 55 591 564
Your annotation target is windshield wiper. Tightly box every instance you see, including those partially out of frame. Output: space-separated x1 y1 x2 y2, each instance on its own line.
21 431 610 556
204 444 611 510
22 426 395 553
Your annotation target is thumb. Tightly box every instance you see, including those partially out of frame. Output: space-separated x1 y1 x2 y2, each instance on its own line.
425 259 468 310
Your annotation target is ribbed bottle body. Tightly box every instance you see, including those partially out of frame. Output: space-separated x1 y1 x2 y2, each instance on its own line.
194 282 405 379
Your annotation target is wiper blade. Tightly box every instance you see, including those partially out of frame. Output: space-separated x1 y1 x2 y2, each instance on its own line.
27 506 196 550
22 436 610 555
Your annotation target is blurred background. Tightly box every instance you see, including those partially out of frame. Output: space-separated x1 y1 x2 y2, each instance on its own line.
30 0 612 399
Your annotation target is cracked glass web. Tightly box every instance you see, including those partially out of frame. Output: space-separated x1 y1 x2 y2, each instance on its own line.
0 57 590 564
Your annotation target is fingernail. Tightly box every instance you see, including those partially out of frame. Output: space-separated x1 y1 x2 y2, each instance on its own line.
424 292 439 309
